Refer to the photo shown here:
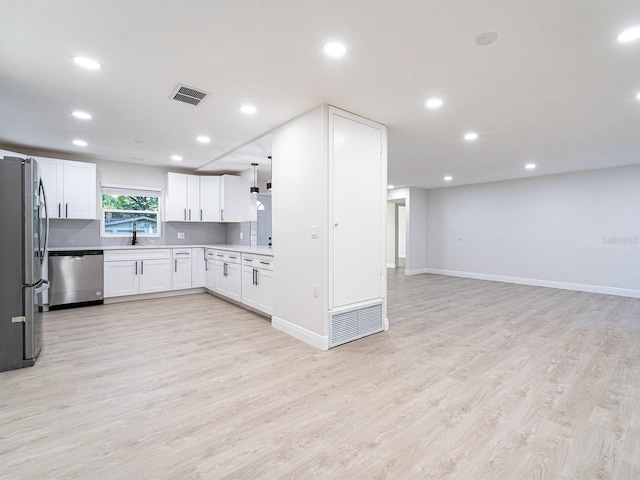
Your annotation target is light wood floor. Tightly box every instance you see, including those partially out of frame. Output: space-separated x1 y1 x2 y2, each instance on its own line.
2 271 639 479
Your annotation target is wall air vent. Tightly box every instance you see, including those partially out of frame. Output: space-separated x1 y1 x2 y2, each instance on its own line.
170 84 209 106
329 302 384 348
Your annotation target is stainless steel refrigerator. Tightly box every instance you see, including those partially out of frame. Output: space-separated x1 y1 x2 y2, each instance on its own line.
0 156 49 371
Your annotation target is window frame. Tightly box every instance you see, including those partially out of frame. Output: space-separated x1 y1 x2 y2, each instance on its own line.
100 184 162 238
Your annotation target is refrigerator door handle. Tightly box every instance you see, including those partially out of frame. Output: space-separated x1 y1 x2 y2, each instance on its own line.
39 179 49 262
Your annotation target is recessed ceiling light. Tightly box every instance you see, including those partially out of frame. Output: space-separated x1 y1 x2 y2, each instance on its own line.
444 176 453 181
636 92 640 100
617 26 640 43
72 139 88 147
197 136 211 143
525 163 536 170
240 105 257 115
73 56 102 70
171 155 183 161
324 42 347 57
464 132 478 141
72 111 92 120
426 98 443 109
387 185 394 190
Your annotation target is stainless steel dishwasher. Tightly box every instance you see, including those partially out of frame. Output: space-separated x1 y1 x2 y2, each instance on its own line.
48 250 104 309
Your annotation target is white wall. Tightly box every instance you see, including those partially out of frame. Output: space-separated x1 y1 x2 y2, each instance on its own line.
272 106 328 337
426 165 640 296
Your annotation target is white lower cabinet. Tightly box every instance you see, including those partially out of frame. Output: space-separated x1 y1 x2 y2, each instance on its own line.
241 254 274 315
172 249 192 290
191 248 205 288
205 249 217 291
104 249 171 298
214 252 241 302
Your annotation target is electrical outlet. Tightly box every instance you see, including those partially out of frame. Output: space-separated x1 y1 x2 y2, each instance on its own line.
240 232 244 240
311 225 318 239
177 232 185 239
313 284 318 297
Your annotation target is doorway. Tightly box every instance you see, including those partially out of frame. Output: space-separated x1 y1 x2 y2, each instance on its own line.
257 194 272 246
387 200 406 270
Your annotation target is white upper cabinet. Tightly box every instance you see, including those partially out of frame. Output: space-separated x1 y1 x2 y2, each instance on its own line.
200 176 221 222
38 157 96 220
220 175 242 222
166 172 242 222
165 172 191 222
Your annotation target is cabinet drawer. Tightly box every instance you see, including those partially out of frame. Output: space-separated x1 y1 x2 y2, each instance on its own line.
224 252 240 264
242 253 274 270
104 249 171 262
172 248 191 258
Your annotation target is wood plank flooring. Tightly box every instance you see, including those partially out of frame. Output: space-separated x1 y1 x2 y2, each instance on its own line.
1 271 639 479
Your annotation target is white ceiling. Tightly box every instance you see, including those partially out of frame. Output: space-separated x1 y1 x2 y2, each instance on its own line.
1 0 639 188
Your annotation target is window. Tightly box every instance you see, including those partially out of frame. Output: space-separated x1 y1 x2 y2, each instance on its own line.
101 184 161 237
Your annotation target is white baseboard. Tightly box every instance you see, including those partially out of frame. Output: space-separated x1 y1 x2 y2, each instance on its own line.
404 268 428 276
425 268 640 299
272 316 329 350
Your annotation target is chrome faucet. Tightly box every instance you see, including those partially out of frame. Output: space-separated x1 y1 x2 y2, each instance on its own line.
132 220 138 245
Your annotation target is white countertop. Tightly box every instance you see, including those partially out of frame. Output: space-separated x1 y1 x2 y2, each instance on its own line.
47 244 274 256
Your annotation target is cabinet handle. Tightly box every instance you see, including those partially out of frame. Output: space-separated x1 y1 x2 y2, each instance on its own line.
65 203 68 218
205 261 208 271
255 269 259 286
184 208 186 221
135 261 138 275
259 261 269 265
58 203 61 218
141 260 144 275
224 263 227 277
200 209 203 221
189 209 192 221
175 259 177 272
221 209 224 221
245 259 253 262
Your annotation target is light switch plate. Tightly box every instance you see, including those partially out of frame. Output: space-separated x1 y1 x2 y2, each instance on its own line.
311 225 318 239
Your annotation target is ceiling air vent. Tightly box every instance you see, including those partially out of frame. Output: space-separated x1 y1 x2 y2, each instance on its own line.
170 84 209 106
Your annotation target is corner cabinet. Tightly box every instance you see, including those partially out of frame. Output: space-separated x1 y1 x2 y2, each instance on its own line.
37 157 96 220
165 172 243 222
104 249 172 298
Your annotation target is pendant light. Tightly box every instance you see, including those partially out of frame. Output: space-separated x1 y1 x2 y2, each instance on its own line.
266 156 272 191
250 163 259 195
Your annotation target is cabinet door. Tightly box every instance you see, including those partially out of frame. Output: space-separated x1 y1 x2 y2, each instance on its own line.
220 175 242 222
186 174 200 221
172 257 192 290
191 248 206 288
226 262 242 302
332 113 384 308
241 266 257 308
200 176 221 222
256 268 274 316
36 157 64 219
139 259 172 294
205 260 216 291
166 172 188 221
214 260 228 295
104 261 138 297
63 161 96 219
